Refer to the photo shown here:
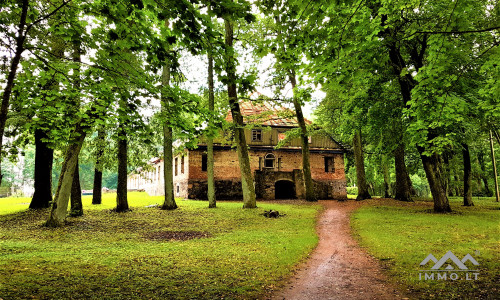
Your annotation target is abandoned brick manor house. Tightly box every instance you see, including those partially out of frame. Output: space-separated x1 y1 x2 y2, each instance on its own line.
127 102 347 200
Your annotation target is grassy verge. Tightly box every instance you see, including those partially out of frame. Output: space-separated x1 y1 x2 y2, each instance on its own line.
0 192 321 299
351 197 500 299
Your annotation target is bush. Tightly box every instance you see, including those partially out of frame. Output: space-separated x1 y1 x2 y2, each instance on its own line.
346 186 358 195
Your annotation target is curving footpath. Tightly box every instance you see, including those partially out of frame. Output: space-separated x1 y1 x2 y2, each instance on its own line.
273 200 407 300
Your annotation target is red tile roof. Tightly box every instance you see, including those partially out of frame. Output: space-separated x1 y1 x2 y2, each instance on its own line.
225 101 312 127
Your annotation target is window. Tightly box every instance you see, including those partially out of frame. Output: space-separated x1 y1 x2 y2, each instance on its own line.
174 157 178 176
252 129 262 141
176 183 180 196
324 157 335 172
264 153 275 169
181 156 185 174
202 153 207 171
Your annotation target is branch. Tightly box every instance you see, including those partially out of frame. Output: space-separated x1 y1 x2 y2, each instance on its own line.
416 26 500 34
24 0 72 34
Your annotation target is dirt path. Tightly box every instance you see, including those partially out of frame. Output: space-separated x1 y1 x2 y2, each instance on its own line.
273 200 406 300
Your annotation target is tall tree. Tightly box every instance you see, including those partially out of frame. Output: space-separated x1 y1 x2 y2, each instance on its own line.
224 16 256 208
207 50 216 208
352 129 371 200
29 130 53 209
462 143 474 206
70 159 83 216
92 129 105 204
115 98 129 212
394 143 412 202
490 130 500 202
159 44 177 211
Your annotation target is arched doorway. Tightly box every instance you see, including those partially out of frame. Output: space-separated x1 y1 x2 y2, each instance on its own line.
275 180 296 199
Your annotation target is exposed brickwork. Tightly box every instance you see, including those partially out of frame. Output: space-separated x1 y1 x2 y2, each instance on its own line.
185 148 347 200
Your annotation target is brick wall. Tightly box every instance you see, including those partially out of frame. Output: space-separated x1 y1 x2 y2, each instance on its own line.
185 148 347 200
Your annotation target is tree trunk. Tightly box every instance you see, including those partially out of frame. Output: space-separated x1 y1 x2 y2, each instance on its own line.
0 0 28 187
289 73 317 201
382 154 391 198
387 39 452 212
70 159 83 216
394 143 412 201
29 129 53 209
69 29 83 216
490 130 500 202
224 18 256 208
92 130 104 204
45 131 86 227
417 146 451 212
207 52 216 208
116 106 129 212
160 50 177 210
477 150 492 196
462 143 474 206
353 129 371 200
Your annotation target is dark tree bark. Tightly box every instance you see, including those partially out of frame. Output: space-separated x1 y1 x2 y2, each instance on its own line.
92 130 105 204
289 73 317 201
224 18 256 208
116 132 129 212
462 143 474 206
207 51 216 208
116 106 129 212
417 146 451 212
381 154 391 198
394 143 412 201
29 129 53 209
353 130 371 200
70 159 83 216
490 130 500 202
0 0 28 186
477 150 492 196
386 38 450 212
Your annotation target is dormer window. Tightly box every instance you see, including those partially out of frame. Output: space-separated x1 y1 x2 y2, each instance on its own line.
252 129 262 141
264 153 276 169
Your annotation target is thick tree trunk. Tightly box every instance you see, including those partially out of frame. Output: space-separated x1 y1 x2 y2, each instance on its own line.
386 38 452 211
417 146 451 212
381 154 391 198
29 129 53 209
70 159 83 216
224 18 256 208
462 144 474 206
116 134 129 211
92 130 104 204
490 130 500 202
352 130 371 200
116 116 129 212
0 0 28 187
45 131 86 227
394 143 412 201
160 56 177 210
477 150 492 196
289 73 317 201
207 52 216 208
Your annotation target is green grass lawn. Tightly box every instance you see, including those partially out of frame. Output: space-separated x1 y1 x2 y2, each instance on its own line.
0 192 321 299
351 197 500 299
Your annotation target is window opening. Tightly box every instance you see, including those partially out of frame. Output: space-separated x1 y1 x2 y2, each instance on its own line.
202 153 207 171
175 157 178 176
252 129 262 141
324 157 335 172
264 153 275 169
